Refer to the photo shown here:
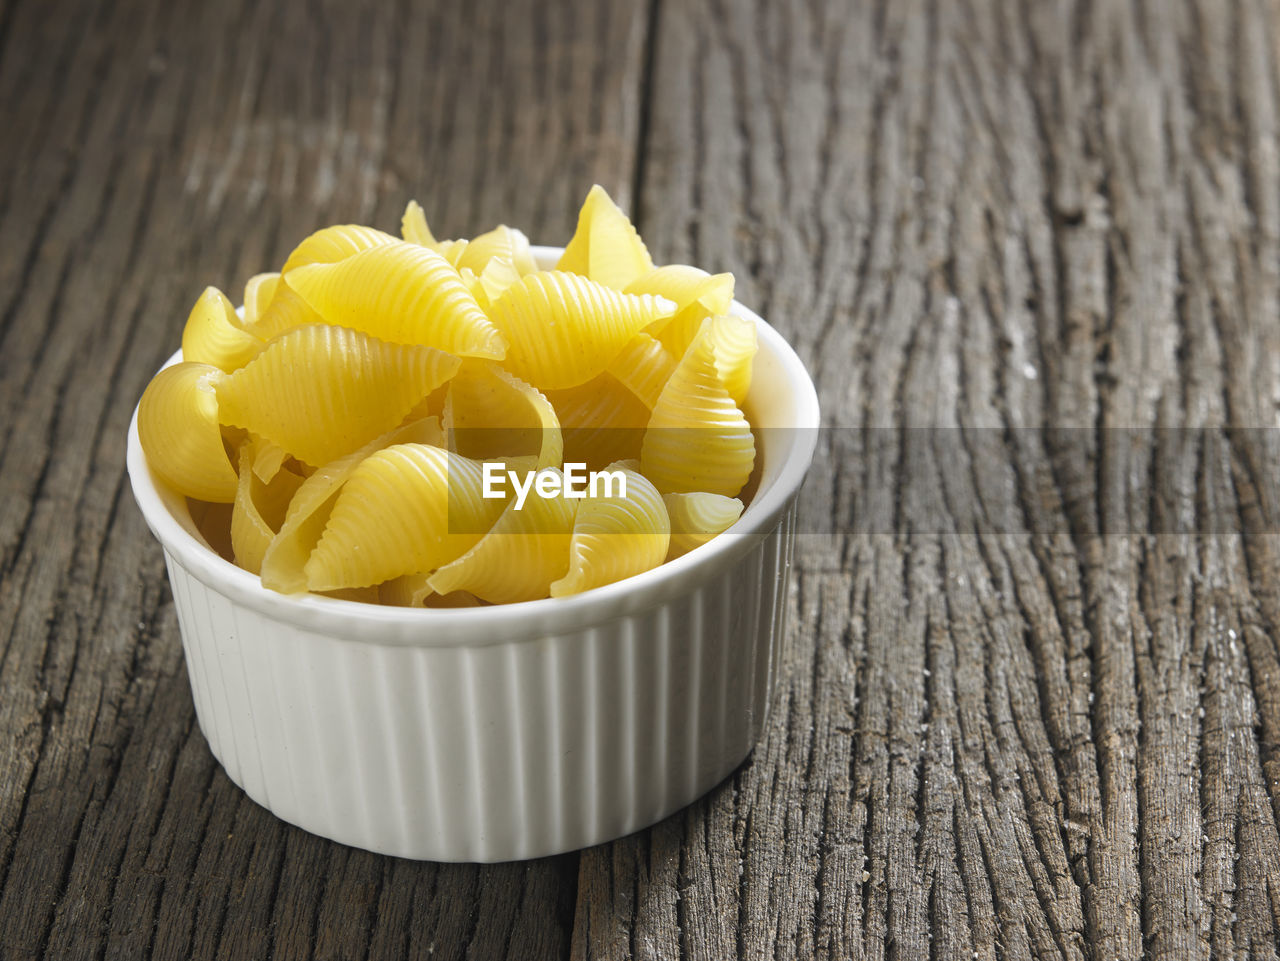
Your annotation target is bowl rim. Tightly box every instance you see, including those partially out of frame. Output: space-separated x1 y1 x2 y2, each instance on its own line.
126 245 820 647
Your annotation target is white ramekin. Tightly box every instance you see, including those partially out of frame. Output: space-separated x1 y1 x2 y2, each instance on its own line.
126 247 819 862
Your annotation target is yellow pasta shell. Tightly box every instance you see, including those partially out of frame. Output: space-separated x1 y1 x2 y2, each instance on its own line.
400 200 437 247
180 286 265 372
550 465 669 597
488 271 675 389
280 223 398 274
231 440 305 575
663 492 744 560
625 265 734 358
444 360 562 469
457 224 538 277
251 278 326 340
427 467 577 603
557 184 653 290
380 573 483 608
137 362 239 502
704 313 757 405
260 417 443 593
216 324 461 467
475 256 522 306
625 264 734 315
304 444 503 591
640 320 756 496
242 273 280 328
433 239 469 267
249 433 288 482
285 240 506 358
608 332 675 408
546 374 649 471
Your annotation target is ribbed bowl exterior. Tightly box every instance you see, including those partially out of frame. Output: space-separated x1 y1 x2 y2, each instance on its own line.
162 504 796 862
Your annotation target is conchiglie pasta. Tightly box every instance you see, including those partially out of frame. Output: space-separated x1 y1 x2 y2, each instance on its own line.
625 265 734 359
487 271 675 390
180 286 264 372
704 313 757 405
457 224 537 277
475 257 519 306
280 223 398 273
304 444 503 591
285 240 506 358
400 200 437 247
663 491 743 560
380 573 481 608
550 465 669 596
546 373 649 471
231 440 305 574
216 324 460 467
607 332 675 408
557 184 653 291
255 223 399 349
249 434 288 482
251 278 326 339
259 417 443 593
427 468 577 603
241 273 280 327
640 318 755 496
138 188 764 603
443 361 563 469
137 362 239 502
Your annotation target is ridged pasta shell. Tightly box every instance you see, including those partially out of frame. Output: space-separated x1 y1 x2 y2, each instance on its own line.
444 360 562 469
137 362 239 502
557 184 653 290
433 239 469 267
400 200 437 247
380 572 482 608
216 324 461 467
663 491 744 560
550 465 669 597
625 265 734 358
280 223 398 273
475 256 522 305
546 373 649 471
705 314 757 405
608 332 675 408
252 277 326 340
488 271 675 389
242 273 280 328
231 440 305 575
285 241 506 358
427 467 577 603
458 224 538 277
640 319 756 496
625 264 734 315
304 444 503 591
249 433 288 482
180 286 265 372
259 417 443 593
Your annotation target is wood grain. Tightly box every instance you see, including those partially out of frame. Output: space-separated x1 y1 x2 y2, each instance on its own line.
4 0 1280 958
575 0 1280 958
0 1 643 958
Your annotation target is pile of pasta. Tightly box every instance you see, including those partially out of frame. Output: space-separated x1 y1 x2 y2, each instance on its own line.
137 186 757 605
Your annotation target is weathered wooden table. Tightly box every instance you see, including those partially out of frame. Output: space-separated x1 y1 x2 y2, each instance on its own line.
5 0 1280 957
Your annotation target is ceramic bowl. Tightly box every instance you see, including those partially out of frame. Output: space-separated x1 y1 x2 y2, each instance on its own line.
126 246 819 861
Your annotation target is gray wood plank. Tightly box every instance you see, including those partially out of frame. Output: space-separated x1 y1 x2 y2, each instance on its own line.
0 0 649 958
573 0 1280 958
